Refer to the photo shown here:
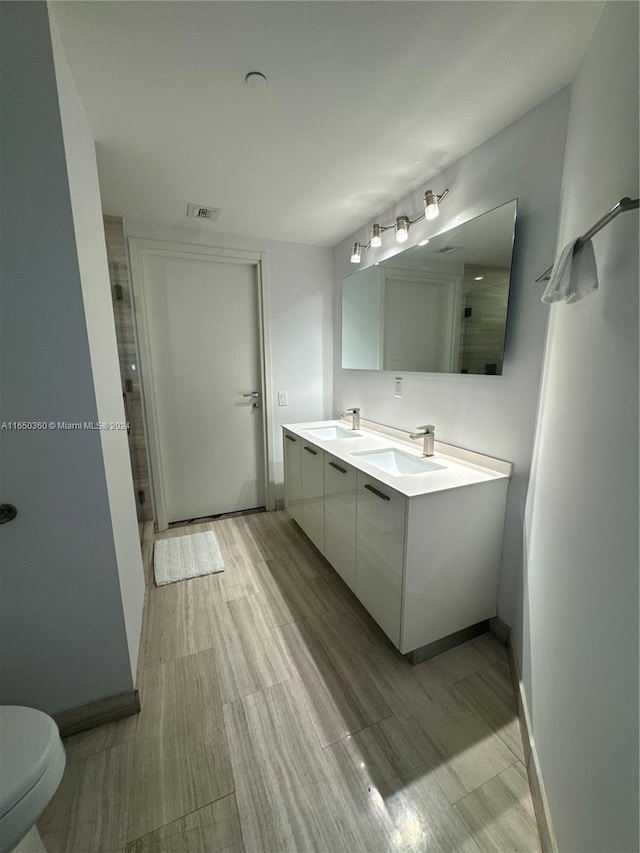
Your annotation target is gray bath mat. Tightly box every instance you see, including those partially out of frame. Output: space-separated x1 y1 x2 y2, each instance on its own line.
154 531 225 586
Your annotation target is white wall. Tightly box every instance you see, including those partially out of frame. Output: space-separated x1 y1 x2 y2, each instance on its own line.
123 220 334 503
0 2 134 713
333 89 571 654
524 4 639 850
50 21 145 681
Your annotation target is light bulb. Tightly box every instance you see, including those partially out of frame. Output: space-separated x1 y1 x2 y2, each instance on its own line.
350 243 362 263
395 217 409 243
370 224 382 248
424 190 439 220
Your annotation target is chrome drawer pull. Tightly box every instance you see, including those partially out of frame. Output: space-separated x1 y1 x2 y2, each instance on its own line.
303 446 318 455
364 484 390 501
329 461 347 474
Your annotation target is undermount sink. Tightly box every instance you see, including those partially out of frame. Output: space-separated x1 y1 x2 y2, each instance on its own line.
352 448 444 476
306 426 360 440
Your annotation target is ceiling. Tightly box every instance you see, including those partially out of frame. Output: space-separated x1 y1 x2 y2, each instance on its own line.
51 1 603 247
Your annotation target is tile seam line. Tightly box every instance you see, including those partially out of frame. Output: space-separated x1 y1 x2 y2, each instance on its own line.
125 790 238 846
64 733 138 767
437 657 506 685
317 712 396 752
449 757 521 806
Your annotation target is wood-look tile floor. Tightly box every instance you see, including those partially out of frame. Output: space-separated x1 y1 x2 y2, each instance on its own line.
38 511 540 853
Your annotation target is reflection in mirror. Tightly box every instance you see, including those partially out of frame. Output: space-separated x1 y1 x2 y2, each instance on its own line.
341 199 517 375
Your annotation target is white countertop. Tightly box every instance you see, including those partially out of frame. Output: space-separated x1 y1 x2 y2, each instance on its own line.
283 419 512 498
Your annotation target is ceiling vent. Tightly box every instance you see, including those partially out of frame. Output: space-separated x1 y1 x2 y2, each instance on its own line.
186 203 220 222
436 245 464 255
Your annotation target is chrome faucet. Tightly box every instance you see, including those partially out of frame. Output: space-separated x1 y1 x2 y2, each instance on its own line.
409 424 435 456
341 407 360 430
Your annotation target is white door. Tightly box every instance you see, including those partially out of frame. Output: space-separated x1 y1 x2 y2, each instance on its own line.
136 248 266 526
382 271 460 372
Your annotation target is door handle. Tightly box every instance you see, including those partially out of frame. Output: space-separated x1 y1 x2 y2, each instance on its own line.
0 504 17 524
242 391 261 408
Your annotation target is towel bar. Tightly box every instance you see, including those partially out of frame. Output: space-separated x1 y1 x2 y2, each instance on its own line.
536 196 639 283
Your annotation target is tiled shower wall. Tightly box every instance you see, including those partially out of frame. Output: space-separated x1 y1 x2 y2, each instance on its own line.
104 215 153 525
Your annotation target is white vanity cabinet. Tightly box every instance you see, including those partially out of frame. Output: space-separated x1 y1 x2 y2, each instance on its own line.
300 440 325 553
282 422 510 658
354 475 509 653
399 482 508 653
324 455 357 590
283 429 302 525
355 474 405 646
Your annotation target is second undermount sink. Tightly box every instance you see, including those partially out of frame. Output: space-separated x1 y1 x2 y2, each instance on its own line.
306 426 360 440
353 448 445 476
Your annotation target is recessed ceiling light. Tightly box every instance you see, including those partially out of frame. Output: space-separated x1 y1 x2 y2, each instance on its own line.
418 239 430 246
474 275 484 280
245 71 268 89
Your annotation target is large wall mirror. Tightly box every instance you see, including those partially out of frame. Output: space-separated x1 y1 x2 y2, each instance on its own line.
342 199 517 375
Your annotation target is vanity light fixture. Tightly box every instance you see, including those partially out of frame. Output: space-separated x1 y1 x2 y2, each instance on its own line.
395 217 410 243
424 189 447 220
370 224 383 248
347 188 449 262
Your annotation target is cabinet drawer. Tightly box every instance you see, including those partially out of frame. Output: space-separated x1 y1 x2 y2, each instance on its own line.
355 474 406 646
300 441 325 553
324 455 357 590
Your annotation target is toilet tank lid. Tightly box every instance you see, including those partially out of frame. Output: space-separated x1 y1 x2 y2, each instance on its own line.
0 706 64 819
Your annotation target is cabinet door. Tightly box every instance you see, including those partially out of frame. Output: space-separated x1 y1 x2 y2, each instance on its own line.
300 441 324 553
355 474 405 646
283 430 302 525
324 455 357 590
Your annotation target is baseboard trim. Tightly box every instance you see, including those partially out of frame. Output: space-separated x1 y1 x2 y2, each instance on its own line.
504 631 558 853
405 619 490 665
53 689 140 738
488 615 510 645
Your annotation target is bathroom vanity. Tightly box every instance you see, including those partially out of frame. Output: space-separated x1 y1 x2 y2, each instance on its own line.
283 420 511 660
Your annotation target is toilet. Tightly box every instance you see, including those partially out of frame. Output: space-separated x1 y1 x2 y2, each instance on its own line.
0 707 66 853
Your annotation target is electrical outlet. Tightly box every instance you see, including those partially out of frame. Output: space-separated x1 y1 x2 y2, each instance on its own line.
277 391 288 407
394 377 403 397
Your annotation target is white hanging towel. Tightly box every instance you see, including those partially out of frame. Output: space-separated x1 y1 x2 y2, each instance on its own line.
542 238 599 304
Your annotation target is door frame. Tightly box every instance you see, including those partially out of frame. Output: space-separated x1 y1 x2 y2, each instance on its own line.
128 238 274 530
